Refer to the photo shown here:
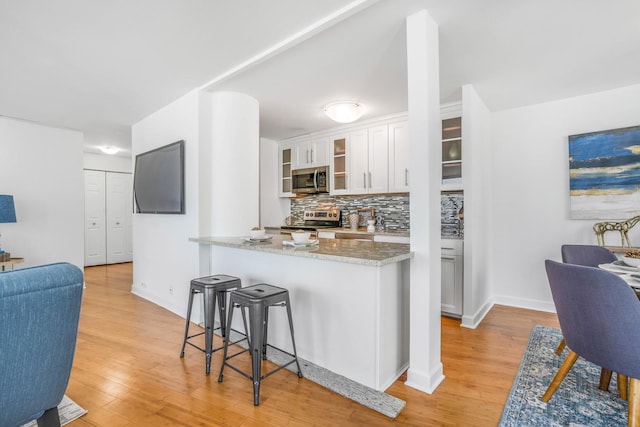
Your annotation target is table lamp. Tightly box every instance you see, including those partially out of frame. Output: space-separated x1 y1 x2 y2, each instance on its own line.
0 195 17 254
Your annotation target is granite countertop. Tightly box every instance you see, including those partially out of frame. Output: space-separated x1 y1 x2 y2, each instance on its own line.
189 235 413 267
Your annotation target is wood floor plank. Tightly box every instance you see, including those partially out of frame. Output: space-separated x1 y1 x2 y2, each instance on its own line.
66 263 559 426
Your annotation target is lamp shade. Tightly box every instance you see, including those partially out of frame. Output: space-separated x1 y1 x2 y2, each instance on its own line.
0 195 17 223
323 101 364 123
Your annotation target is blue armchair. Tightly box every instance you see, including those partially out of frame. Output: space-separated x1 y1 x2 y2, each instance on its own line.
0 263 84 427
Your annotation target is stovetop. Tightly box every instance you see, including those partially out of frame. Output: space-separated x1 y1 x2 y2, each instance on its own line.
282 209 342 230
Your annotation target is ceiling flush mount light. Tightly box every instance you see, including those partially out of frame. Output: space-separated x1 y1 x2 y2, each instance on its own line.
323 101 364 123
99 146 120 155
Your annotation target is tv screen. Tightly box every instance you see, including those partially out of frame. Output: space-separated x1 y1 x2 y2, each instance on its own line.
133 140 185 214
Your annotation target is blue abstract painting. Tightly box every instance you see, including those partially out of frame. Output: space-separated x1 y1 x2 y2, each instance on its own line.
569 125 640 219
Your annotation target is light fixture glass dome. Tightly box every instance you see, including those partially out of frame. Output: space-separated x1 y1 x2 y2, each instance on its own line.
99 146 120 155
323 101 364 123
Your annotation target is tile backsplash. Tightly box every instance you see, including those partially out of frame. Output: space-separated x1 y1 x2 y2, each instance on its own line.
289 192 464 236
441 192 464 237
290 194 410 230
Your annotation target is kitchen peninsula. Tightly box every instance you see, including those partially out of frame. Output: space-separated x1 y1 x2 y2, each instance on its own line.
190 235 412 391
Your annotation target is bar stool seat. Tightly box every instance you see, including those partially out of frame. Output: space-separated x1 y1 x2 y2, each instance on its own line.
218 283 303 405
179 274 243 374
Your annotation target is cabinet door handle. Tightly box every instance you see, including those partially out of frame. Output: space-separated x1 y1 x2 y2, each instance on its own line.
92 222 96 226
306 149 310 164
311 148 314 163
405 168 409 186
368 171 372 188
363 172 367 188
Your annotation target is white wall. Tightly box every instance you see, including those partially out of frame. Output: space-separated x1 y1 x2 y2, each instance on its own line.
488 83 640 312
208 92 259 235
130 90 201 316
83 152 132 173
461 84 493 328
0 117 84 269
260 137 290 227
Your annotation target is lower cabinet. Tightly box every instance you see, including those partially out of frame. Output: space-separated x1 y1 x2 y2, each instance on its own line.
441 239 463 317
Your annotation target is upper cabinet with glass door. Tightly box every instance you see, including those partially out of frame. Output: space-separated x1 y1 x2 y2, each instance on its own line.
278 144 294 197
442 116 462 190
330 135 349 194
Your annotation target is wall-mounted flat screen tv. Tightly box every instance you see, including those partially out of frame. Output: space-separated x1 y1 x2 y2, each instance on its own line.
133 140 185 214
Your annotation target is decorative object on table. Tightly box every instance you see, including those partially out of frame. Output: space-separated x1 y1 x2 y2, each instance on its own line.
367 220 375 232
356 208 374 227
249 227 266 240
499 325 626 426
622 249 640 267
0 252 9 262
348 213 359 229
593 215 640 247
375 214 385 230
291 230 311 244
568 125 640 220
284 216 292 226
0 195 17 254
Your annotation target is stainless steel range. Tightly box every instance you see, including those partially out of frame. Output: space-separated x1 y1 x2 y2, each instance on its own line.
280 209 342 234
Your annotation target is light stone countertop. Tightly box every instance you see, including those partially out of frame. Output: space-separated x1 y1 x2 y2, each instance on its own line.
189 235 412 267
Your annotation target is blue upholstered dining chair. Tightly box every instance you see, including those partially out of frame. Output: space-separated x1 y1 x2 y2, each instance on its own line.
558 244 619 391
0 263 84 427
543 260 640 426
561 244 617 268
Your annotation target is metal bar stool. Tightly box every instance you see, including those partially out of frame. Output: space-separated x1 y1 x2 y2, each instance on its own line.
218 283 303 405
180 274 246 374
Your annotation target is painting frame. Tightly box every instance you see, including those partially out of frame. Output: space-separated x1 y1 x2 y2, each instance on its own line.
568 124 640 219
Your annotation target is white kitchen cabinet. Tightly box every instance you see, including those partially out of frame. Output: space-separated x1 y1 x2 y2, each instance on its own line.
373 234 410 244
293 137 328 169
84 170 133 266
441 239 463 317
442 116 462 191
279 143 294 197
388 120 409 192
317 231 336 239
350 125 389 194
330 134 349 195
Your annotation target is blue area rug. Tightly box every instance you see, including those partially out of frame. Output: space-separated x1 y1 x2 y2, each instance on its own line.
499 325 627 426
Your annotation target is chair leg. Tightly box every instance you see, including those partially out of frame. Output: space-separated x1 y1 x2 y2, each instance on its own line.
619 373 629 401
203 288 217 375
599 368 613 391
542 350 579 402
36 407 60 427
555 338 566 356
180 289 196 358
629 377 640 427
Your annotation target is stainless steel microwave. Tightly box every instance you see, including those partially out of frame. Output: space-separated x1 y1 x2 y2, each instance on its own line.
292 166 329 194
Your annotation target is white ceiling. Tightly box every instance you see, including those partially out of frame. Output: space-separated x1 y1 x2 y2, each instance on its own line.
2 0 640 157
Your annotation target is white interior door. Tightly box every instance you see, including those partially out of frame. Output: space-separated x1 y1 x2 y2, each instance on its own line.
106 172 132 264
84 170 106 266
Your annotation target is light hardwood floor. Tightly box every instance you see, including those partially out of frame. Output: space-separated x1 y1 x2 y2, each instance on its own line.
67 262 559 426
